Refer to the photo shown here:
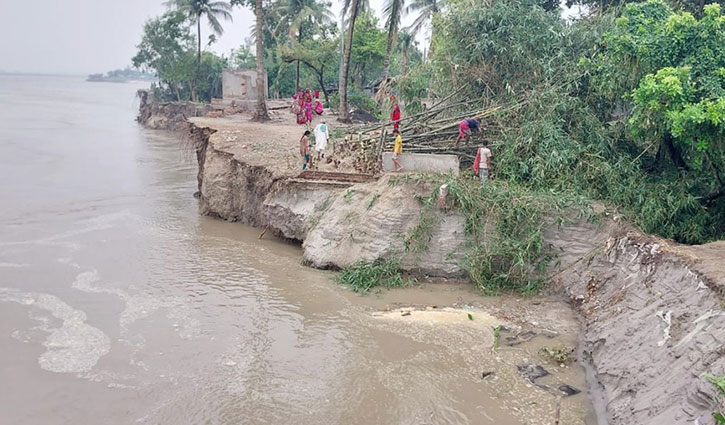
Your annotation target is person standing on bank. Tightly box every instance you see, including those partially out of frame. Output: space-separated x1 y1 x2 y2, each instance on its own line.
392 129 404 172
300 130 311 170
313 119 329 162
472 140 492 182
390 95 401 130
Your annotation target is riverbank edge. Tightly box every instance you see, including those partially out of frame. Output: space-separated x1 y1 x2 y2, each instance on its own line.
142 104 725 425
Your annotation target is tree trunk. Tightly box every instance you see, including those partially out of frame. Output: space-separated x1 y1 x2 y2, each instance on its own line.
315 66 329 105
194 16 201 102
338 0 360 122
197 17 202 66
295 30 302 91
427 9 438 59
381 23 397 84
401 46 410 77
253 0 270 121
338 14 346 99
662 135 689 170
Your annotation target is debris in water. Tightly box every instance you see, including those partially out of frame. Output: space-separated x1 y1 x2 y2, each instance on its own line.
506 330 537 346
517 364 550 383
558 384 580 396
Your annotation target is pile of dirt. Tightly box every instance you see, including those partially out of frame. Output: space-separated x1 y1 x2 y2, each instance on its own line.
349 109 379 123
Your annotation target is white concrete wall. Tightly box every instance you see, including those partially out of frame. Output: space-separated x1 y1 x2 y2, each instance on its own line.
382 153 460 174
222 69 267 101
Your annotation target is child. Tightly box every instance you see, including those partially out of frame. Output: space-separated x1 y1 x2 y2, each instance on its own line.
392 129 404 172
300 130 311 170
472 139 492 182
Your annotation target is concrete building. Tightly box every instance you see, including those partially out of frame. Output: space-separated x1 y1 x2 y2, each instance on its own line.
221 69 267 107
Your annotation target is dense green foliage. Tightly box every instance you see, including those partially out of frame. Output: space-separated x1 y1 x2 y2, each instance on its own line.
426 0 725 243
132 0 725 248
397 173 588 294
132 11 228 102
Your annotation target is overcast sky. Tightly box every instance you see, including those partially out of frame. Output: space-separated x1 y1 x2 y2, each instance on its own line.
0 0 398 75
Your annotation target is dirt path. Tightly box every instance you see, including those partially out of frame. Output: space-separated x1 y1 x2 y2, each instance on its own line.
190 109 356 179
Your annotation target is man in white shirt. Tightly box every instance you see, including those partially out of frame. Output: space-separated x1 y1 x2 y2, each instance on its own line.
313 120 329 162
473 140 492 183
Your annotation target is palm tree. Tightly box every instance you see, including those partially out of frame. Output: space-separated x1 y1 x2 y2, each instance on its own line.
338 0 361 121
398 30 413 77
338 0 370 105
276 0 333 90
167 0 233 64
405 0 443 56
381 0 404 83
166 0 233 100
252 0 270 120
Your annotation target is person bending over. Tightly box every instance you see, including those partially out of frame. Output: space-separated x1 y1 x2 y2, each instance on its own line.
455 118 481 146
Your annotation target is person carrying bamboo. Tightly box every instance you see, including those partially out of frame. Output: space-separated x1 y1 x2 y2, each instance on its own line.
455 117 481 145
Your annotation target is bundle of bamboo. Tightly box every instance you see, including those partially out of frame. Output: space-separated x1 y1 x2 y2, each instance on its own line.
341 86 505 171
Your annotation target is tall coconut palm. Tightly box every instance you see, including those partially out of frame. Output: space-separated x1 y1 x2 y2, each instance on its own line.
338 0 370 104
338 0 361 121
381 0 404 83
276 0 333 90
252 0 270 120
405 0 443 56
398 30 413 77
166 0 232 100
167 0 233 65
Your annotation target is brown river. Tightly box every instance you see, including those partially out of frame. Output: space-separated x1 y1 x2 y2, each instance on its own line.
0 75 596 425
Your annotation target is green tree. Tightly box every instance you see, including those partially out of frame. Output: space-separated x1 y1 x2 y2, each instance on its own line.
381 0 405 83
133 11 196 101
405 0 444 56
350 12 386 89
274 0 334 89
166 0 233 100
606 2 725 202
230 44 257 69
398 30 414 76
339 0 362 120
280 38 339 102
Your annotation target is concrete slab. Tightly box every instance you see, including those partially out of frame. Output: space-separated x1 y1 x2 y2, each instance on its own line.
382 153 460 174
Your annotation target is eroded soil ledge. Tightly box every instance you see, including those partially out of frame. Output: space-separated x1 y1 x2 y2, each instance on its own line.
159 109 724 425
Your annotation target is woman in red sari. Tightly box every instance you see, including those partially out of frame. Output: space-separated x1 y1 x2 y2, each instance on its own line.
390 95 401 130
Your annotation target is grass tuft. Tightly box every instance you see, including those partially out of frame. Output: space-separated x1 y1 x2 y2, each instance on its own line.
336 259 410 294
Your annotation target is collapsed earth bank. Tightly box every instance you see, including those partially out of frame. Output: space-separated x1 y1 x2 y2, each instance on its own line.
159 109 725 425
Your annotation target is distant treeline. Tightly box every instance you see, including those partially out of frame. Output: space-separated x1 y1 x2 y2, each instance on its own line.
87 67 156 83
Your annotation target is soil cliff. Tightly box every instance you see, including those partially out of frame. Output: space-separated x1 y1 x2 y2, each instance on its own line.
145 106 725 425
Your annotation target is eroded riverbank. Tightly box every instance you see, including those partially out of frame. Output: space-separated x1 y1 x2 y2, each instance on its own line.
1 77 596 425
183 108 725 425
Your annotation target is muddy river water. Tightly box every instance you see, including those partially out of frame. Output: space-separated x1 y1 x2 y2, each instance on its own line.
0 75 596 425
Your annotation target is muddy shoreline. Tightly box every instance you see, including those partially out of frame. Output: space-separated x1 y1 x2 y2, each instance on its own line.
143 103 725 425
